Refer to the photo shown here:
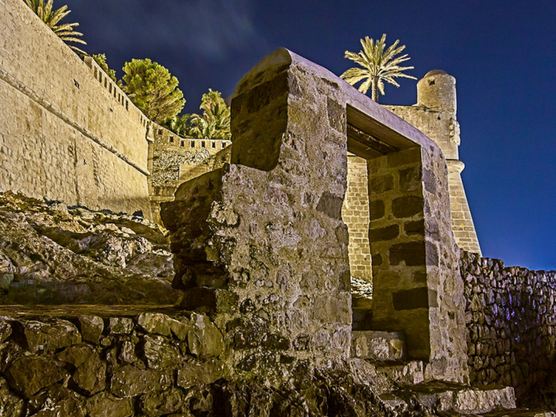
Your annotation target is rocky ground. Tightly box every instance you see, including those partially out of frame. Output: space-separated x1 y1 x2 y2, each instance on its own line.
0 192 180 305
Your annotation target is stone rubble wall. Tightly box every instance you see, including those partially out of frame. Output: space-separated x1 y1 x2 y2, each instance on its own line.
0 0 151 217
462 251 556 398
0 311 229 416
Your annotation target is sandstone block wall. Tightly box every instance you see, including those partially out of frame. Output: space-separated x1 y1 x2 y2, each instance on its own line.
342 154 372 283
462 251 556 398
0 0 151 217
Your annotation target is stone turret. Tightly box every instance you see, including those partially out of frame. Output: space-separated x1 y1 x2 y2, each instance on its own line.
385 71 482 255
418 70 457 113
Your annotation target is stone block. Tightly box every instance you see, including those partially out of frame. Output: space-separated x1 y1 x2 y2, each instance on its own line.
404 220 424 236
139 335 182 369
392 196 423 218
137 312 189 340
86 392 134 417
77 316 103 344
369 174 394 195
399 166 421 192
393 287 430 310
351 331 405 361
6 355 69 399
72 351 106 395
22 319 81 354
109 365 172 398
369 225 399 242
389 241 425 266
176 359 225 389
108 318 133 335
188 313 224 358
316 192 343 220
370 194 388 215
453 386 516 414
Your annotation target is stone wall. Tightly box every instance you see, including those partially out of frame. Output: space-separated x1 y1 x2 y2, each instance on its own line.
0 311 227 416
161 48 469 385
342 154 372 284
367 145 468 382
0 0 151 217
462 251 556 398
148 124 232 223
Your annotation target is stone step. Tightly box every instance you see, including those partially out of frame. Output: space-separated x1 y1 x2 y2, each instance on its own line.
380 381 518 415
480 409 555 417
375 359 426 385
351 330 405 362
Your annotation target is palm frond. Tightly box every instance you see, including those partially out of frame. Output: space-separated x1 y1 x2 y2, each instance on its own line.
24 0 86 54
341 33 416 101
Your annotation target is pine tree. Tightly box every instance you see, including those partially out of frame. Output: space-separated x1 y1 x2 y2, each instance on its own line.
121 59 185 123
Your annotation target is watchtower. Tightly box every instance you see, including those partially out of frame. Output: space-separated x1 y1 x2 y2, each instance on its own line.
386 70 481 255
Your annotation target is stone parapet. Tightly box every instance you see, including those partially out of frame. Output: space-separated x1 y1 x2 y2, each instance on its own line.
148 123 231 224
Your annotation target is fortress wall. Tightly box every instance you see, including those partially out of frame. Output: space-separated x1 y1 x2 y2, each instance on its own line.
462 251 556 399
342 154 372 283
148 124 232 223
0 0 151 216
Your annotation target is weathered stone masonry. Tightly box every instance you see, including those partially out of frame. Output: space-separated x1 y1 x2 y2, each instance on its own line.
148 124 231 224
0 311 227 416
0 0 152 217
462 251 556 400
162 48 469 384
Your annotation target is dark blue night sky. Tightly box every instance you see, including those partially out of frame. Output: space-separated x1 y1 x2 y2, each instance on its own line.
65 0 556 271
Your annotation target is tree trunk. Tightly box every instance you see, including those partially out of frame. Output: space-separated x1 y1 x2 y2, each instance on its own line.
371 77 379 102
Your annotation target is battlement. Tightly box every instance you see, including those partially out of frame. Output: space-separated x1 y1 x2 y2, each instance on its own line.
84 56 150 130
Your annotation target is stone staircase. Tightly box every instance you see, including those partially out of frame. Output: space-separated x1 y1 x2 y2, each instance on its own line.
351 329 553 416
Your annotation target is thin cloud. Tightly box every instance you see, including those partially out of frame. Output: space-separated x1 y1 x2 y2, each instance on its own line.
69 0 267 61
176 0 264 60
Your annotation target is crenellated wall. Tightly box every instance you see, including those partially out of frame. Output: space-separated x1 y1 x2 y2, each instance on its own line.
148 124 232 223
0 0 151 217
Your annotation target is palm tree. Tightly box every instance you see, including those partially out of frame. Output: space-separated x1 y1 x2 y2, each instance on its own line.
188 89 231 139
341 34 416 102
24 0 87 55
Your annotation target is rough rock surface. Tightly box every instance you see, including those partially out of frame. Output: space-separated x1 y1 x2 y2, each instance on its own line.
0 192 178 305
0 312 413 417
